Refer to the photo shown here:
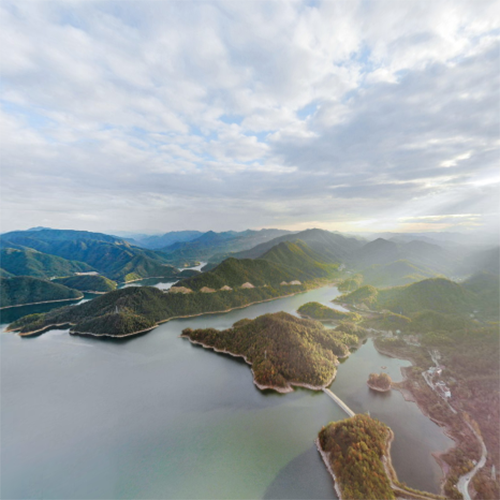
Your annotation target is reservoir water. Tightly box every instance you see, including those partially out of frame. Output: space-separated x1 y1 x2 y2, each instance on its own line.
1 285 453 499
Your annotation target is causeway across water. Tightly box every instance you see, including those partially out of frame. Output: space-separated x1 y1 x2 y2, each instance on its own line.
322 388 356 417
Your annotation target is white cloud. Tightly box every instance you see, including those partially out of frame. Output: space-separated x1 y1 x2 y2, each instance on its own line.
0 0 498 233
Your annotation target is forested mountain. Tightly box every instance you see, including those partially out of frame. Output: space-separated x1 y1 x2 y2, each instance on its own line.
0 276 83 308
260 241 339 278
182 312 364 391
232 228 363 263
8 246 338 336
0 247 94 278
338 276 495 320
158 229 290 264
350 238 457 275
0 229 178 282
52 275 117 293
131 230 203 249
318 415 396 499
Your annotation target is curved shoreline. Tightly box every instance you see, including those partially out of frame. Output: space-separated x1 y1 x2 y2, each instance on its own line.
317 425 442 500
367 381 391 392
10 286 325 338
181 335 338 393
0 294 84 310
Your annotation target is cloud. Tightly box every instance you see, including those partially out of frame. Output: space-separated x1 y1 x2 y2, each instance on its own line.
0 0 498 234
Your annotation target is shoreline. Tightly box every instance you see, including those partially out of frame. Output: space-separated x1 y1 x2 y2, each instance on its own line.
372 341 467 497
11 284 331 338
315 438 344 500
0 294 84 310
367 381 391 392
181 335 338 393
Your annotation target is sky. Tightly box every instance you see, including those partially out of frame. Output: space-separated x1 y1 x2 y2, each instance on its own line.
1 0 499 236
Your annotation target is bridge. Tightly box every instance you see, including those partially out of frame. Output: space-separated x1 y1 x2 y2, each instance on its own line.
322 388 356 417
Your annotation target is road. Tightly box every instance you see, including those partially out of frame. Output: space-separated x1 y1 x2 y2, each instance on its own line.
322 388 356 417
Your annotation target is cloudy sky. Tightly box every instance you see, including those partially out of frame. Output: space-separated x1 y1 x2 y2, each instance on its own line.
1 0 498 235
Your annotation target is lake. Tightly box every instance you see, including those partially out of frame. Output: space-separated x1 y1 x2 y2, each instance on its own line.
1 285 453 499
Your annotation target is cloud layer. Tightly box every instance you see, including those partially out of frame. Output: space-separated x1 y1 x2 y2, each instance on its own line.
1 0 498 234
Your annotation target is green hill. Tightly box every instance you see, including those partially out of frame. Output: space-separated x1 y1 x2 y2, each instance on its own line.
9 250 337 337
158 229 290 265
8 284 298 336
339 278 477 317
52 275 117 293
1 248 94 278
232 228 363 263
182 312 363 392
260 241 339 279
0 229 178 282
179 256 308 291
0 276 83 308
297 302 362 323
72 312 155 336
318 414 396 500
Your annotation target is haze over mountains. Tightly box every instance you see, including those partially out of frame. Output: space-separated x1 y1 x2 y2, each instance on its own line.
1 227 497 286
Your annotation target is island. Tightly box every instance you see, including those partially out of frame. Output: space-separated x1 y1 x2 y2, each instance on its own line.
181 312 364 393
367 372 392 392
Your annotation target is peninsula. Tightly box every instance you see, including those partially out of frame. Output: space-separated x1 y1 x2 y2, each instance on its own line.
181 312 363 393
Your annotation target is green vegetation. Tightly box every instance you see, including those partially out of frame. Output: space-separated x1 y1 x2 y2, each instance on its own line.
260 241 339 279
338 278 483 318
297 302 362 323
6 244 343 336
338 274 363 292
8 282 304 336
0 247 93 279
367 373 392 391
52 275 117 293
72 311 155 336
0 229 179 282
182 312 365 391
318 414 396 499
337 285 379 308
0 276 83 308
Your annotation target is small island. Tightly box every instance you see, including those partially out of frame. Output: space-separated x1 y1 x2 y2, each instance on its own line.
181 312 364 393
367 372 392 392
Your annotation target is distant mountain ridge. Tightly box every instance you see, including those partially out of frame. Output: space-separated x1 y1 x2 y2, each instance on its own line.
0 229 177 282
231 228 363 263
158 228 291 264
0 276 83 308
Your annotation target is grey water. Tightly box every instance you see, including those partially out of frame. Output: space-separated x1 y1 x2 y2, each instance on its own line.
1 285 452 499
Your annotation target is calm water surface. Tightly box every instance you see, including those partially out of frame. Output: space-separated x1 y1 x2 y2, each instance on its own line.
1 285 452 499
